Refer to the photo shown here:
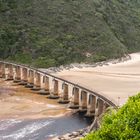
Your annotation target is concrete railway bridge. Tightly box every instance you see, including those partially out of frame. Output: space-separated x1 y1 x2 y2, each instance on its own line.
0 61 116 118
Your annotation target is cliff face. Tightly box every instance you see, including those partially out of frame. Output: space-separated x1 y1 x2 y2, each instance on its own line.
0 0 140 67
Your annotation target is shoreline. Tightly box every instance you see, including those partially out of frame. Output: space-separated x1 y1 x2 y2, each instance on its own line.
40 53 131 74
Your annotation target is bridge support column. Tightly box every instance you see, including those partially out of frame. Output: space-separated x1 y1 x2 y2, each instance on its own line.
58 83 70 104
0 62 5 78
85 94 97 117
48 79 59 99
79 90 88 113
69 87 79 109
13 66 16 81
95 98 104 117
103 102 110 113
38 75 50 95
45 76 50 92
13 66 21 83
25 70 34 88
5 64 14 80
32 72 41 91
19 67 28 85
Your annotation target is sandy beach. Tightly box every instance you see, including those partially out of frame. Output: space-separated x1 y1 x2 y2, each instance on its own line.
54 53 140 106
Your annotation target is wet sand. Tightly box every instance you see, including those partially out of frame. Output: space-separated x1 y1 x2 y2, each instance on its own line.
54 53 140 106
0 80 89 140
0 79 71 119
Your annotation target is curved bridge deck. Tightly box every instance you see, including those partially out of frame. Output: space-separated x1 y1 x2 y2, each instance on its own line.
54 53 140 106
1 53 139 118
0 63 117 118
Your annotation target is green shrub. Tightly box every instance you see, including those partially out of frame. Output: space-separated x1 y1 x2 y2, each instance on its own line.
83 93 140 140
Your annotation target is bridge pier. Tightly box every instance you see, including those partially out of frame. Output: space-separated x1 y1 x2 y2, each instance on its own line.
69 87 79 109
48 79 59 99
5 64 14 80
19 67 28 85
38 75 50 95
85 94 97 117
79 90 88 113
0 62 5 78
25 70 34 88
95 98 105 117
45 76 50 92
13 66 21 83
32 72 41 90
58 83 70 104
103 102 110 111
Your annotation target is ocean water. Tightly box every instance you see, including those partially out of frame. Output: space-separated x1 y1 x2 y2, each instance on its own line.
0 113 90 140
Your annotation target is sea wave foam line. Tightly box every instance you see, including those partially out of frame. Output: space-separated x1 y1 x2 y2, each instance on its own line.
0 120 54 140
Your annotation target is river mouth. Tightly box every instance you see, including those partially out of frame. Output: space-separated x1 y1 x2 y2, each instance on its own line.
0 114 90 140
0 79 90 140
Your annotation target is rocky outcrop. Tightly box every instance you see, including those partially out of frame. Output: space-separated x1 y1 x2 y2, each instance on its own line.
53 128 89 140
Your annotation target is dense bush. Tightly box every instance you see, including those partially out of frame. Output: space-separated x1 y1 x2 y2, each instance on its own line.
83 93 140 140
1 0 140 67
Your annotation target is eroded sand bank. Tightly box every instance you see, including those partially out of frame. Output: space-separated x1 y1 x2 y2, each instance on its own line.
54 53 140 106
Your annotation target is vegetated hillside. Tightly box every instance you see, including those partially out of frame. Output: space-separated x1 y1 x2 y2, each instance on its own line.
1 0 140 67
83 93 140 140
